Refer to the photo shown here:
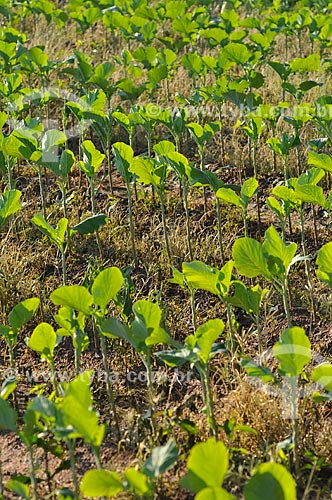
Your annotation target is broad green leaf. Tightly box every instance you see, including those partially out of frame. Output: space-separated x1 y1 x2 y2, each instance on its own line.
241 357 276 383
290 53 320 73
312 364 332 393
156 347 195 367
42 129 67 152
5 480 29 499
181 439 228 493
51 286 93 315
0 398 17 431
241 178 258 202
79 140 105 177
112 142 134 184
273 327 311 377
308 151 332 173
132 300 172 348
9 297 40 332
130 157 160 187
295 184 326 207
123 468 150 496
263 226 297 272
232 238 270 278
196 487 237 500
31 214 67 250
169 267 185 288
28 322 56 361
229 282 267 317
223 42 251 66
316 242 332 287
0 189 21 227
101 317 131 341
80 469 123 497
266 197 285 219
143 439 178 478
216 187 241 208
92 267 123 311
244 462 296 500
195 319 225 364
72 214 107 234
182 261 219 295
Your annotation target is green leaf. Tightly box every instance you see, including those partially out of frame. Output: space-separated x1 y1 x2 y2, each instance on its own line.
28 322 56 361
130 157 160 187
0 398 17 431
80 469 123 497
72 214 107 234
79 140 105 177
290 53 320 73
112 142 134 185
0 189 22 227
32 214 68 250
0 376 17 400
307 151 332 173
241 178 258 202
312 363 332 393
51 286 93 315
195 487 237 500
92 267 124 311
182 261 219 295
216 187 241 208
143 439 178 478
223 42 251 66
181 438 228 493
123 468 150 496
244 462 296 500
241 357 276 383
42 129 67 152
195 319 225 364
9 297 40 332
316 242 332 287
232 238 269 278
5 479 29 499
263 226 297 273
273 327 311 377
156 347 195 367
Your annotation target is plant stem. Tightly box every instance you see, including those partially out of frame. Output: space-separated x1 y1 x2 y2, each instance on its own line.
183 182 193 260
216 198 225 265
290 376 300 477
190 289 197 331
145 360 157 440
158 191 172 263
37 164 46 219
126 182 138 266
98 330 121 441
299 207 316 321
28 445 38 500
67 439 80 500
281 279 292 327
198 366 217 439
226 302 236 353
61 249 67 286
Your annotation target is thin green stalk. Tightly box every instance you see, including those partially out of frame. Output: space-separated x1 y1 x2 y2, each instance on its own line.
89 177 96 215
183 182 193 260
253 142 261 228
256 315 262 356
299 207 316 320
37 164 46 219
190 289 197 331
199 149 207 212
281 279 292 327
126 183 137 266
158 191 172 263
145 360 157 440
203 369 218 439
67 439 80 500
226 302 236 353
28 445 38 500
98 331 121 441
215 198 225 265
289 376 300 477
0 447 3 498
61 249 67 286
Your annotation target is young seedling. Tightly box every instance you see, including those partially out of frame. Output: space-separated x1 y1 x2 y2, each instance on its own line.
101 299 176 439
0 297 40 369
243 327 311 476
232 225 307 326
112 142 137 266
130 154 172 262
216 177 258 237
181 260 236 352
26 323 59 393
157 319 227 438
79 140 105 215
0 189 21 230
229 281 268 355
31 213 107 285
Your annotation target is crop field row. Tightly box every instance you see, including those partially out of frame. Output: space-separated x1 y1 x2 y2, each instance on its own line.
1 0 332 498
